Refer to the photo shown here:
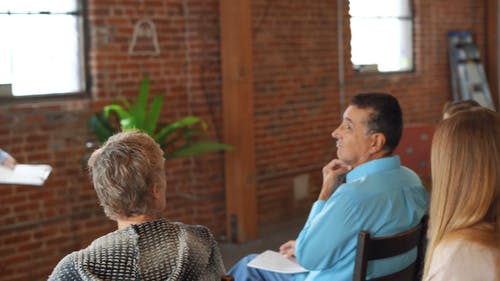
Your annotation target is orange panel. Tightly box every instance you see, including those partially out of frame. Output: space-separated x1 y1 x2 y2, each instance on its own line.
394 124 434 179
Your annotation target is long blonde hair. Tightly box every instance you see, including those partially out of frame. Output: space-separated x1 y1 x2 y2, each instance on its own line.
424 108 500 277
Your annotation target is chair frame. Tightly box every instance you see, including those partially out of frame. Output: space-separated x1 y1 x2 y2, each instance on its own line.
352 215 428 281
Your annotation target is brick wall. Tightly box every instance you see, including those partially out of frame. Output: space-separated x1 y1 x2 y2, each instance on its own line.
252 0 340 224
0 0 487 280
252 0 486 225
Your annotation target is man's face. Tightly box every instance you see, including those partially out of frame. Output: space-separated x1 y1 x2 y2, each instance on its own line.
332 105 375 168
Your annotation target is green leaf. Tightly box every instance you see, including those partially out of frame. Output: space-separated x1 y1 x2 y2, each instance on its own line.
133 76 149 129
165 142 233 159
155 116 207 144
88 114 114 143
104 104 136 130
117 97 132 110
120 117 137 130
144 94 163 135
104 104 130 120
161 127 203 150
88 76 232 160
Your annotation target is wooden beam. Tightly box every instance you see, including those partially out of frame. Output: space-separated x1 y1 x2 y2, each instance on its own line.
220 0 257 242
486 0 499 109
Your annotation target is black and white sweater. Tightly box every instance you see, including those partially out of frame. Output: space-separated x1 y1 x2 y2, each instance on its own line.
48 219 225 280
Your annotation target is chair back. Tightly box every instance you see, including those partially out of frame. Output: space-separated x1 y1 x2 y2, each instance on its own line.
352 215 428 281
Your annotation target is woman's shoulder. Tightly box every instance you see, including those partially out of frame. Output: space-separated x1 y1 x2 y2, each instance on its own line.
48 252 80 280
435 238 497 259
134 219 216 244
172 221 216 241
426 238 499 281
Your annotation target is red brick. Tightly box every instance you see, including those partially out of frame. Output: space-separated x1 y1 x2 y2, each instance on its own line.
0 0 489 280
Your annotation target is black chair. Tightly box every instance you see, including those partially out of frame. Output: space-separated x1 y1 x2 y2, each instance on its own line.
352 215 428 281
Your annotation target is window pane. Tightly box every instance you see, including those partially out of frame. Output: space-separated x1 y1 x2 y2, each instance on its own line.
0 16 12 85
0 0 84 97
349 0 411 17
0 0 77 13
350 18 413 72
9 15 83 96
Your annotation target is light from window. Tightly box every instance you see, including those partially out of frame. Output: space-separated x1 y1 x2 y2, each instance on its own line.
0 0 85 96
349 0 413 72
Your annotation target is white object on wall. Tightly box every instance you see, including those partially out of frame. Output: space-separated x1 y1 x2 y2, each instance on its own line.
128 19 160 56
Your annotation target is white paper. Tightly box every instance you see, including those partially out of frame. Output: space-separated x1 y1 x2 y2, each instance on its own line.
0 164 52 186
247 250 309 274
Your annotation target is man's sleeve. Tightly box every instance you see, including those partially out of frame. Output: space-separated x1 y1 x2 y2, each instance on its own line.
295 193 360 270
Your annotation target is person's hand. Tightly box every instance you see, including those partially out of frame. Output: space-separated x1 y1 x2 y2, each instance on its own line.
318 159 351 201
279 240 296 258
2 156 17 169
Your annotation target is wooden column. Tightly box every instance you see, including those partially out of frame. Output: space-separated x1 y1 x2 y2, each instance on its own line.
220 0 257 242
486 0 499 109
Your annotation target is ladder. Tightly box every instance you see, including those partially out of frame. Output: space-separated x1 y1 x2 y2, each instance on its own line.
447 31 495 110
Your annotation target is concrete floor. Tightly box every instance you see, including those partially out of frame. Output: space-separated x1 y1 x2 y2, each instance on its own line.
219 215 306 269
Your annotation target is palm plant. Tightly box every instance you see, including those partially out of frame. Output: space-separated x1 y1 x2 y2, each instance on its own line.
88 77 232 159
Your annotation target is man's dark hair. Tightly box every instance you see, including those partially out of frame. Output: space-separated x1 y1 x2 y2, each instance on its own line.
350 93 403 155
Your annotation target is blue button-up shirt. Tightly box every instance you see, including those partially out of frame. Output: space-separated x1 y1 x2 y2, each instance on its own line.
294 156 428 281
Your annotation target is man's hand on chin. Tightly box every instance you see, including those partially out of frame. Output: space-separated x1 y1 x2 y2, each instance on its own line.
319 159 351 201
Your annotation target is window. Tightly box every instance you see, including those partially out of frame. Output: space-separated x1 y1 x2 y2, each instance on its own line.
0 0 86 97
349 0 413 73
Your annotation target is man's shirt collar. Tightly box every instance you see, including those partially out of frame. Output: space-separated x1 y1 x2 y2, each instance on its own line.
346 155 401 183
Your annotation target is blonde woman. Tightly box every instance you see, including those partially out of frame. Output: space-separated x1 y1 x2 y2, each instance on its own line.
441 99 481 119
424 108 499 280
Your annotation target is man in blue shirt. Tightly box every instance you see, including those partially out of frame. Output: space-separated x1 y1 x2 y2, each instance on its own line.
229 93 428 281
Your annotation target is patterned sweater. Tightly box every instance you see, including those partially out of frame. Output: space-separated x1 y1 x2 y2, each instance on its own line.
48 219 225 280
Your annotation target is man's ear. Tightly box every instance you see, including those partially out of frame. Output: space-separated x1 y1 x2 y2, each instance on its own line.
369 133 386 154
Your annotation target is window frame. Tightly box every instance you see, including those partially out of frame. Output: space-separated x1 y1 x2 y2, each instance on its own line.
0 0 90 103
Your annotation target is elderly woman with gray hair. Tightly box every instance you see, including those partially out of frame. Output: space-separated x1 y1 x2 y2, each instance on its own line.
48 130 226 280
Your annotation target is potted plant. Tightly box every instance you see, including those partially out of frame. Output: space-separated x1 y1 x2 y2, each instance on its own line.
87 76 232 159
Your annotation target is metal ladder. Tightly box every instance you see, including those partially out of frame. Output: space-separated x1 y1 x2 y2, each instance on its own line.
447 31 495 110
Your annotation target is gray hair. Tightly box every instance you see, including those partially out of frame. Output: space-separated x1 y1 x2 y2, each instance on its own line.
88 130 166 220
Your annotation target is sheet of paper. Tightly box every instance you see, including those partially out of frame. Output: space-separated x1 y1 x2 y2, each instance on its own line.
247 250 309 274
0 164 52 186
